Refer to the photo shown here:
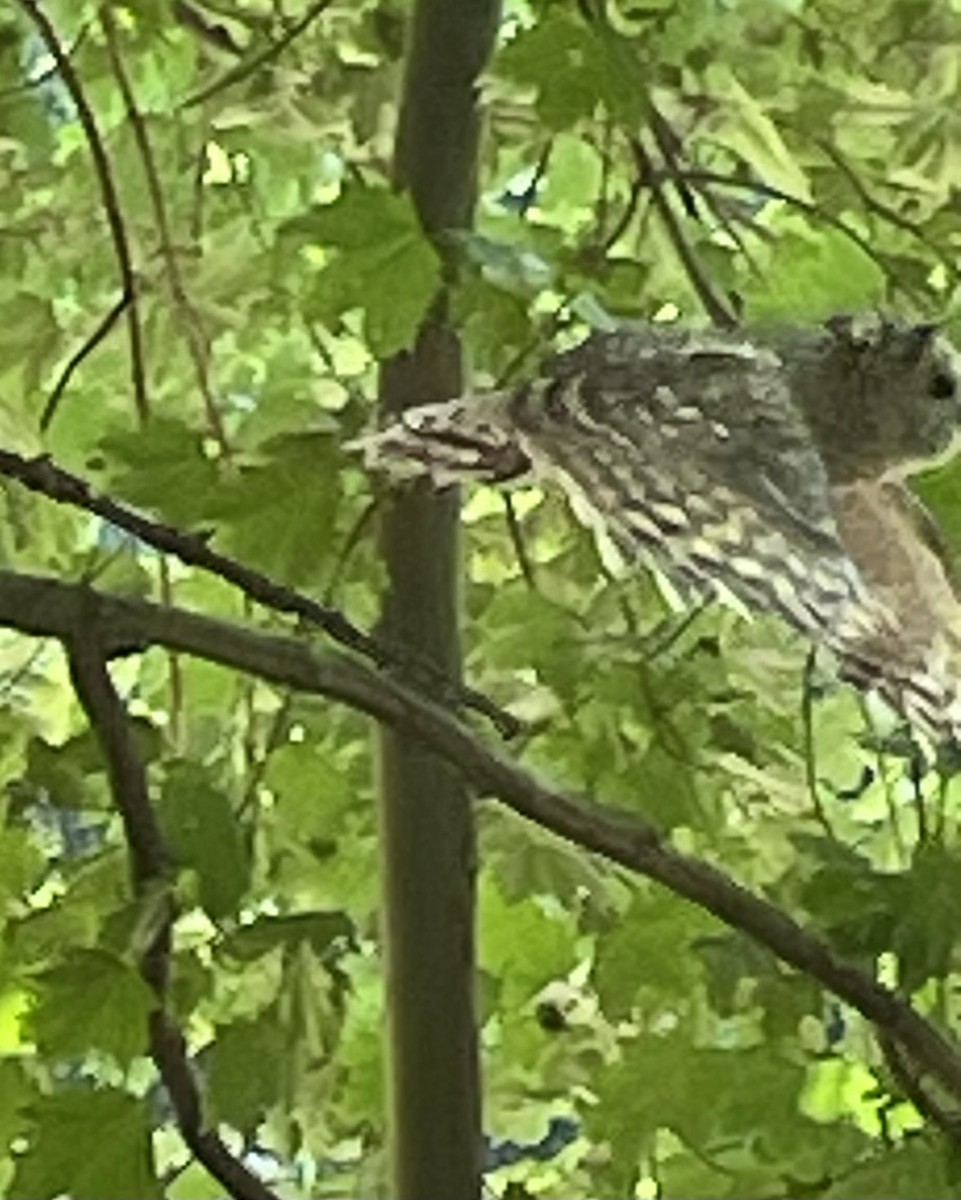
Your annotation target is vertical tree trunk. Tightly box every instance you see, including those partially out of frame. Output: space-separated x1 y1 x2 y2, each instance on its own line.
377 3 500 1198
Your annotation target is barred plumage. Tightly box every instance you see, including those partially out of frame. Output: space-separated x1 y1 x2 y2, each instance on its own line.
353 315 961 742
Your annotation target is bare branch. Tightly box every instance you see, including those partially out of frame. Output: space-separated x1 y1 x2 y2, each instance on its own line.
66 626 280 1200
813 137 959 284
0 445 519 736
646 166 931 301
39 292 131 433
878 1030 961 1149
4 568 961 1112
801 648 837 839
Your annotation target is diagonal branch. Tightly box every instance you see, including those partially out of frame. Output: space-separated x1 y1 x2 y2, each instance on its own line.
66 623 281 1200
4 568 961 1114
0 445 518 736
181 0 335 109
641 166 933 302
39 292 132 433
630 136 738 329
878 1029 961 1145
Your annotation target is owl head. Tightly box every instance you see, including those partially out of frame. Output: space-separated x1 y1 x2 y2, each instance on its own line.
804 314 961 480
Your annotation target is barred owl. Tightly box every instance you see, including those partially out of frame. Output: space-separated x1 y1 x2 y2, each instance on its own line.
354 315 961 742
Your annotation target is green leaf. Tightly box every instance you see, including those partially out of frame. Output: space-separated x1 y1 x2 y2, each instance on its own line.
497 11 643 130
23 721 162 812
913 457 961 564
98 418 223 528
298 185 442 357
207 1013 285 1132
743 225 886 322
891 842 961 990
29 949 154 1066
592 889 714 1019
11 1089 160 1200
158 761 249 920
825 1139 961 1199
221 911 355 962
207 432 342 586
0 292 60 400
24 729 112 810
479 873 578 1002
0 826 47 905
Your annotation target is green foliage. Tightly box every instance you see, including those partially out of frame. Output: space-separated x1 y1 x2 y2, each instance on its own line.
0 0 960 1197
28 949 155 1067
158 761 250 920
10 1090 160 1200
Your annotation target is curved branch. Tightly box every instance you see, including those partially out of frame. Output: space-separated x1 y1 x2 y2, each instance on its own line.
66 623 281 1200
14 0 148 423
3 568 961 1110
643 166 933 301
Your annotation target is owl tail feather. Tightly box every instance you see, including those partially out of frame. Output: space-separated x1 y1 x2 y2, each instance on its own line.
827 603 961 749
347 392 531 487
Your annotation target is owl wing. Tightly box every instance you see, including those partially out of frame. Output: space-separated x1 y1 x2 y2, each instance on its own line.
353 331 960 741
512 331 865 638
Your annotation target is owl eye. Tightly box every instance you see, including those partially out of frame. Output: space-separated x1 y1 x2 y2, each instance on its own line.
928 370 957 400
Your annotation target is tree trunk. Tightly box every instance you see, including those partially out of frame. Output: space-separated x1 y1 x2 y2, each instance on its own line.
377 3 500 1198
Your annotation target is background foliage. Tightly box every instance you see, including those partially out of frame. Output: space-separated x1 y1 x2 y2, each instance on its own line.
1 0 961 1197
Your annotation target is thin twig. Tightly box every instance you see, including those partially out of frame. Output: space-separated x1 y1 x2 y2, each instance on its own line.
15 0 148 423
181 0 336 109
0 20 88 100
648 105 701 221
513 139 552 216
157 558 186 751
600 172 644 255
237 690 293 822
642 599 710 661
631 136 738 329
666 159 765 285
813 136 959 284
909 748 928 844
100 7 230 455
323 496 381 604
646 165 927 300
189 118 209 245
856 694 908 865
802 648 837 839
39 292 131 433
503 494 538 592
173 0 246 57
594 117 613 238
